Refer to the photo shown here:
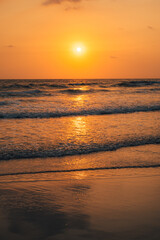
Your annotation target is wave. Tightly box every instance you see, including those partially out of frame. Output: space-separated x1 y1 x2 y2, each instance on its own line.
68 83 97 86
1 80 160 96
0 164 160 177
0 83 68 91
114 80 160 88
0 83 34 90
0 137 159 161
0 82 97 91
0 89 51 97
0 100 16 106
1 87 159 99
60 89 95 94
0 105 159 119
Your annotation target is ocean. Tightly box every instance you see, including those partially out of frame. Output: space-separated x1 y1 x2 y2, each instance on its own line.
0 79 160 240
0 78 160 176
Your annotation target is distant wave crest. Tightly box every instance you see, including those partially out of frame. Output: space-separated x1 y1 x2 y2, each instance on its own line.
114 80 160 88
0 100 15 106
60 89 95 94
0 89 51 97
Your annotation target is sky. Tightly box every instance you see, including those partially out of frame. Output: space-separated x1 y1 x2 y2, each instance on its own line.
0 0 160 79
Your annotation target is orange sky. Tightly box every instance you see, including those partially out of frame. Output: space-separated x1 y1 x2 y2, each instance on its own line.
0 0 160 79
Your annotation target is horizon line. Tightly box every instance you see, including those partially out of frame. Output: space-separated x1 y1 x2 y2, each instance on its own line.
0 77 160 80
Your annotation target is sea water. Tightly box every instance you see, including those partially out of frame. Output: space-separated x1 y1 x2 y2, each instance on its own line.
0 79 160 176
0 79 160 240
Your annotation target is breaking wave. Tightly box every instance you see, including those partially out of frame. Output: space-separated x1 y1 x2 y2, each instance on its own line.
0 137 159 161
0 105 159 119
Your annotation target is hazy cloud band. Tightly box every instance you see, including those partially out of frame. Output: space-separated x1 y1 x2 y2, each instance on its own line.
43 0 82 5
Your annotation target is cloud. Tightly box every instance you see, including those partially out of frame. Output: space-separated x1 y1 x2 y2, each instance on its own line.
7 45 14 48
65 5 82 11
110 56 118 59
43 0 82 6
147 25 154 30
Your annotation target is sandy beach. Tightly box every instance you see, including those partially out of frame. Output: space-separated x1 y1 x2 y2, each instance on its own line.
0 80 160 240
0 147 160 240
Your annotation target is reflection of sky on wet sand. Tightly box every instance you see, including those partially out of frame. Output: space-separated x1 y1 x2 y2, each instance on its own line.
0 169 160 240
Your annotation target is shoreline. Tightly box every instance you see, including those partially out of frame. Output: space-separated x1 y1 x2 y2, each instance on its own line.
0 143 159 240
0 144 159 181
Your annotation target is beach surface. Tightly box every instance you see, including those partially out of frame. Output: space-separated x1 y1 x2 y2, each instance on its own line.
0 147 160 240
0 79 160 239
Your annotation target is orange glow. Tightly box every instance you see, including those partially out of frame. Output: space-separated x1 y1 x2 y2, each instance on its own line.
0 0 160 78
72 43 86 56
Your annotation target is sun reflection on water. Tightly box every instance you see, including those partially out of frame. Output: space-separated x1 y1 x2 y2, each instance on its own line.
73 171 88 180
73 87 90 107
71 116 88 146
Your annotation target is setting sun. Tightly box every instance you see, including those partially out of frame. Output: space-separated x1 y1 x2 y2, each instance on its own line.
77 47 82 53
72 43 86 57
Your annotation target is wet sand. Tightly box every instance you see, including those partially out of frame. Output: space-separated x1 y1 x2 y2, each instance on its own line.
0 166 160 240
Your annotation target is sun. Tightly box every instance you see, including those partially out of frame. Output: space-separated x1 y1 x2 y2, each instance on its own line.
72 43 86 56
77 47 82 53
